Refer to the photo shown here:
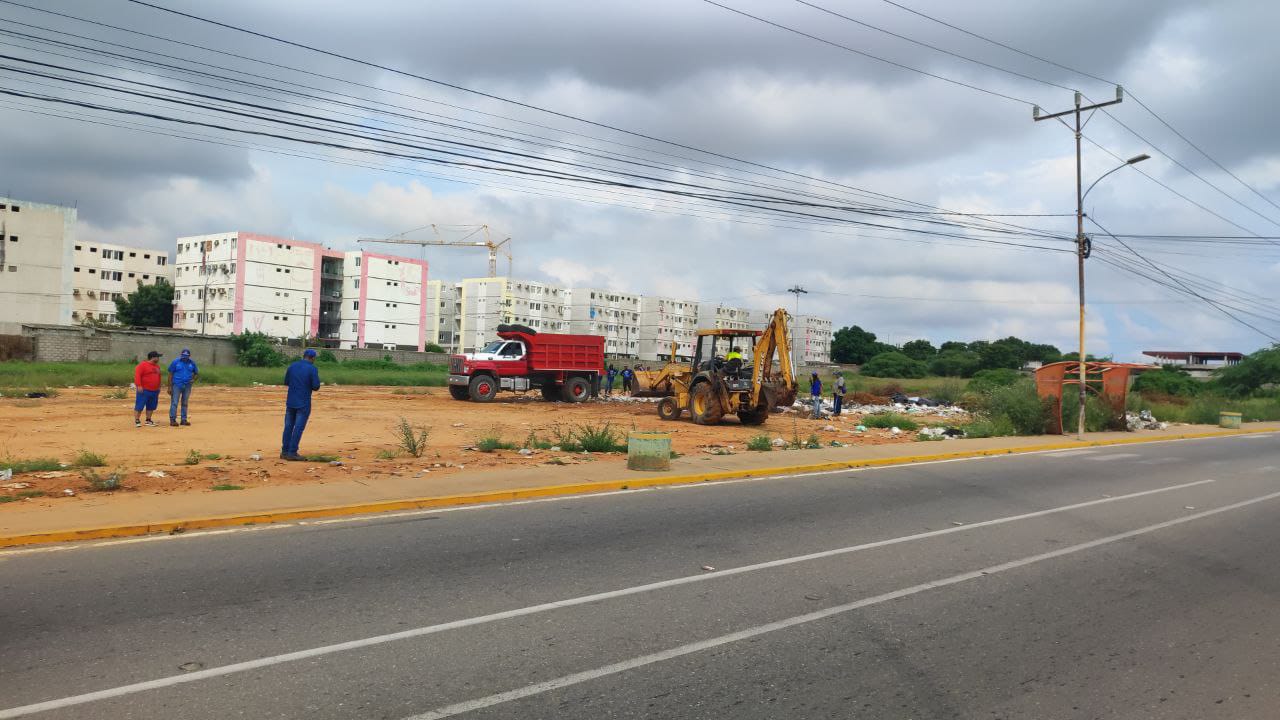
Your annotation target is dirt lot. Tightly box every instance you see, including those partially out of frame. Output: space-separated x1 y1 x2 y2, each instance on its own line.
0 386 963 504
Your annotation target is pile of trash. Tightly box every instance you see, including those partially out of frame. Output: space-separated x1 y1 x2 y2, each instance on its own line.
785 397 969 419
918 426 967 440
1126 409 1168 431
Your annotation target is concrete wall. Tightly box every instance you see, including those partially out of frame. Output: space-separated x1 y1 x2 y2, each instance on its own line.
19 325 450 367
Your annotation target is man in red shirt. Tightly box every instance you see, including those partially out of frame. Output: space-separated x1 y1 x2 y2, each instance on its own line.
133 350 163 427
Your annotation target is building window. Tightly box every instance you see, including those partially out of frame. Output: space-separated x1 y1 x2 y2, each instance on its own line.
157 256 166 266
90 247 97 253
353 301 359 310
6 266 14 272
128 272 135 278
129 252 136 257
354 279 359 289
144 254 150 259
10 206 17 212
74 267 80 272
88 269 96 274
351 323 358 332
355 256 361 267
143 274 149 279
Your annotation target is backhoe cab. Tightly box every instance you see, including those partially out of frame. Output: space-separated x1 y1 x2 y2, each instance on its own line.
654 308 796 426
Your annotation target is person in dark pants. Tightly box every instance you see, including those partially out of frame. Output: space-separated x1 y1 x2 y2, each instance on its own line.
621 366 634 396
832 370 846 416
167 348 199 426
810 372 823 419
281 349 321 461
605 365 618 395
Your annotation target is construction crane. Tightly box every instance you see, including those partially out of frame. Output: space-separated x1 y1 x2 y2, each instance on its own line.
358 224 512 277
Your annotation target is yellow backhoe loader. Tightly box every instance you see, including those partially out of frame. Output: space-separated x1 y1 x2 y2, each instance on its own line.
652 308 796 425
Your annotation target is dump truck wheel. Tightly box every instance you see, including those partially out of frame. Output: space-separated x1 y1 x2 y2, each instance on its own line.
540 385 561 402
690 383 723 425
449 385 470 401
468 374 498 402
657 397 682 421
738 406 769 425
562 376 590 403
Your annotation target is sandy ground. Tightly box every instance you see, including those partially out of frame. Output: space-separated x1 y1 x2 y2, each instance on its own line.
0 386 963 505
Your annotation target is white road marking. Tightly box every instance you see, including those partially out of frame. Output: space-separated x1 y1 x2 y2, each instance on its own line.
408 487 1280 720
0 477 1216 719
1088 453 1142 462
1043 449 1098 457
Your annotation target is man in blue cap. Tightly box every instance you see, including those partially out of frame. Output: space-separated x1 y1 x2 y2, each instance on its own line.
167 347 199 427
281 348 321 461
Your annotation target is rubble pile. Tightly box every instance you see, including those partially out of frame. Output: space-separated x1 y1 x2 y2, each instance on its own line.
1126 409 1168 431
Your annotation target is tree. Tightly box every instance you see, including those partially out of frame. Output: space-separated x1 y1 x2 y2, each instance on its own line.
939 340 968 353
230 332 287 367
1215 346 1280 396
977 342 1020 371
114 278 174 327
860 351 928 378
929 350 981 377
1132 366 1200 397
424 343 446 353
831 325 893 365
900 339 937 361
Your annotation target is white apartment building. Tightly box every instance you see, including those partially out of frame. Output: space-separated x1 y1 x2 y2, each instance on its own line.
638 296 699 362
567 288 640 358
455 277 569 353
792 314 833 364
71 241 171 324
172 232 429 350
423 280 458 352
0 197 76 333
696 302 753 331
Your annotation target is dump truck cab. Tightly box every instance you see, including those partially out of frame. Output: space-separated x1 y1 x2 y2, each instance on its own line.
448 325 603 403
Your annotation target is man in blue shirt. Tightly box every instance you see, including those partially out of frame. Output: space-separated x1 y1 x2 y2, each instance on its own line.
167 347 199 427
605 365 618 396
810 372 823 419
281 349 322 461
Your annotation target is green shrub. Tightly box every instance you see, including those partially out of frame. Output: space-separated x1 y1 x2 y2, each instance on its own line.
0 457 61 474
929 350 981 378
575 422 625 453
316 350 338 363
804 433 822 449
961 415 1017 438
1214 346 1280 396
302 454 339 462
1059 392 1121 432
746 434 773 452
83 467 123 491
861 412 920 431
393 417 430 457
73 449 106 468
184 449 202 465
476 435 518 453
1133 366 1200 397
931 379 965 405
860 352 928 379
211 484 244 491
966 368 1022 394
230 332 287 367
976 379 1049 435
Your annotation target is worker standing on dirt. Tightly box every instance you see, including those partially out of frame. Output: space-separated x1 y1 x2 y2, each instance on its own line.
621 366 634 396
281 349 321 461
605 364 618 395
810 372 822 419
832 370 846 416
167 348 199 427
132 351 163 427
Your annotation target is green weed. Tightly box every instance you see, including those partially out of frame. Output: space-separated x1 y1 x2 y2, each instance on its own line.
302 454 339 463
83 467 123 491
375 449 398 460
804 433 822 449
211 484 244 491
574 422 626 453
1 457 62 474
73 449 106 467
476 435 518 453
860 412 920 431
746 434 773 452
18 489 45 498
393 417 430 457
184 449 202 465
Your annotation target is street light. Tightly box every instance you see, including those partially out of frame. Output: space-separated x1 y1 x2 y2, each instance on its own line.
1083 154 1150 203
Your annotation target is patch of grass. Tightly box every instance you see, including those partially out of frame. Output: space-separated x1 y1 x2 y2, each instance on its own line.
184 449 202 465
522 431 555 450
0 495 16 503
18 489 45 498
0 361 449 389
73 449 107 467
203 453 222 461
860 412 920 431
103 388 127 400
83 467 123 491
1 457 62 474
476 435 519 453
959 416 1016 438
574 422 626 453
303 454 339 463
545 457 567 465
391 387 432 395
375 449 398 460
790 418 803 449
393 417 430 458
746 434 773 452
211 484 244 491
804 433 823 449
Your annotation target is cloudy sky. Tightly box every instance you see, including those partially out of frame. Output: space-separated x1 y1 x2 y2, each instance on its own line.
3 0 1279 360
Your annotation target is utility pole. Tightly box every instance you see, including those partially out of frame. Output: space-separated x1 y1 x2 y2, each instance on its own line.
1033 86 1124 440
786 285 808 317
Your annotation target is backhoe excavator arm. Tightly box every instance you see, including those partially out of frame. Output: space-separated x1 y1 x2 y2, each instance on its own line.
749 308 795 408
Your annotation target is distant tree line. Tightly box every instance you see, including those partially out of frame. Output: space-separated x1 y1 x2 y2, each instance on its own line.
830 325 1102 378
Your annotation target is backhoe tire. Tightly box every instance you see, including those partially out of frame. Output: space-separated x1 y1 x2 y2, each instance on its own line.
690 383 723 426
449 385 470 401
562 376 590 403
468 374 498 402
540 385 561 402
738 406 769 426
657 397 682 421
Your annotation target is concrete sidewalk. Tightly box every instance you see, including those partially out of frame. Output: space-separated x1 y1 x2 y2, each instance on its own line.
2 423 1276 546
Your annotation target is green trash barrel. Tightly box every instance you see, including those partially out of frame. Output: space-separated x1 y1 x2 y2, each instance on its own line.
627 432 671 471
1219 411 1242 429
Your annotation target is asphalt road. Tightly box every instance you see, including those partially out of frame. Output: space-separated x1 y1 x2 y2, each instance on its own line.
3 433 1280 719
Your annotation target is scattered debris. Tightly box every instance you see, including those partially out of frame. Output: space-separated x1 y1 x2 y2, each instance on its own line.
890 427 901 435
451 422 465 428
804 594 824 601
145 470 167 478
701 565 716 572
517 448 534 456
919 427 965 440
248 453 262 461
62 488 75 496
1 481 32 490
35 471 72 479
855 425 868 432
1126 410 1168 431
771 437 787 447
329 460 343 467
0 469 11 482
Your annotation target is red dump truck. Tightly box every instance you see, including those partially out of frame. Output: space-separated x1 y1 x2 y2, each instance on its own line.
447 324 604 402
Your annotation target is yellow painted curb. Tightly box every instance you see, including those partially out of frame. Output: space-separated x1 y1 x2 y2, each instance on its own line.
1 426 1274 549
